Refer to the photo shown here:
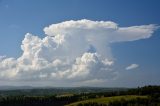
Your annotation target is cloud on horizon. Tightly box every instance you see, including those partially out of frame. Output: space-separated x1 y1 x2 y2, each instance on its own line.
0 19 158 86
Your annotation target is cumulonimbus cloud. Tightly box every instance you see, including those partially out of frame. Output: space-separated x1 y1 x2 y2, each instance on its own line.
0 19 158 85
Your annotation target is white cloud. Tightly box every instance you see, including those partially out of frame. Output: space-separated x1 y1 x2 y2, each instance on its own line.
126 64 139 70
0 19 158 86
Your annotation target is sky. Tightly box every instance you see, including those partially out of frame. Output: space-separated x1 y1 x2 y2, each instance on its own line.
0 0 160 87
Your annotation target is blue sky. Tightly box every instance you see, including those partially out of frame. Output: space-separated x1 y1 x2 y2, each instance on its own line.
0 0 160 87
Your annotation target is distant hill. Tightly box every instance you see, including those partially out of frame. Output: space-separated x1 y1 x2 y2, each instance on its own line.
0 86 33 90
0 86 129 96
0 86 129 91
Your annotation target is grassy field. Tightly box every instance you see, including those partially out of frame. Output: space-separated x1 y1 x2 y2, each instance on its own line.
66 95 148 106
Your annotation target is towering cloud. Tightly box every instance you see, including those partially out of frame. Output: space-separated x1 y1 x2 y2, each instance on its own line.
0 19 158 86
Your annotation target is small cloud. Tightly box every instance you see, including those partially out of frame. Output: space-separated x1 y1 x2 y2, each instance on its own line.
126 64 139 70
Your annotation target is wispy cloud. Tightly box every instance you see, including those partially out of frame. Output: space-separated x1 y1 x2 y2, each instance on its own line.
126 64 139 70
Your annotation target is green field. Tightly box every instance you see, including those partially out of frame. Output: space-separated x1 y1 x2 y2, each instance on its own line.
66 95 148 106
